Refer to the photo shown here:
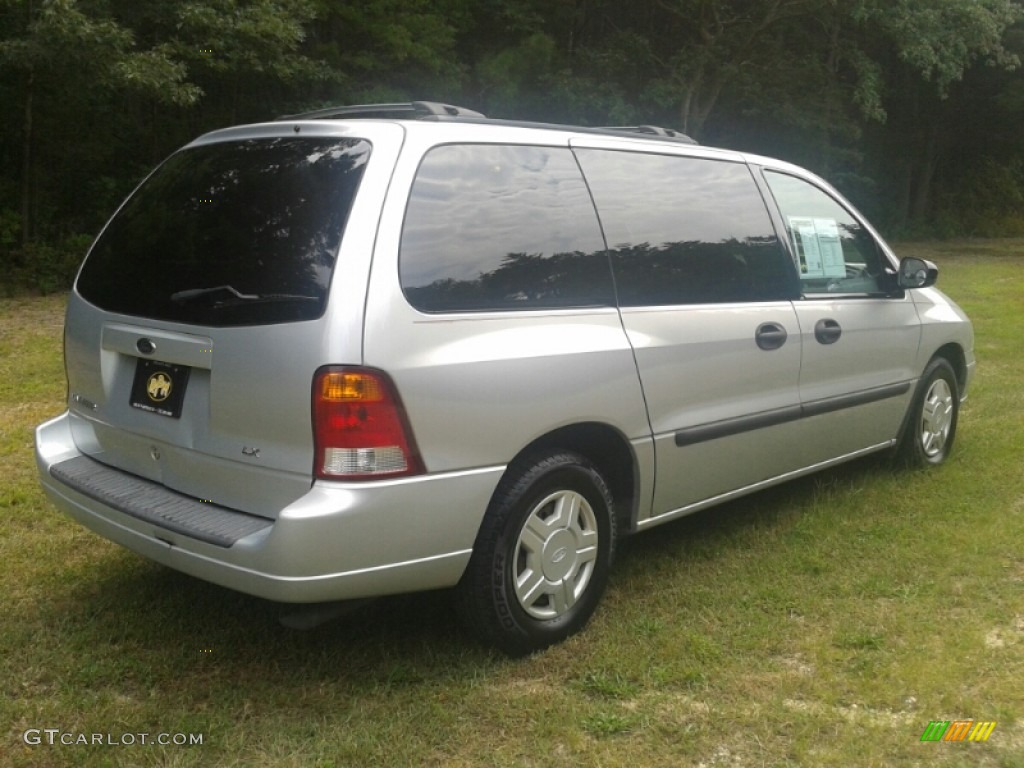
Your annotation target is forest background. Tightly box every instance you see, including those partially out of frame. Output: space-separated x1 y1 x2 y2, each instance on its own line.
3 0 1024 292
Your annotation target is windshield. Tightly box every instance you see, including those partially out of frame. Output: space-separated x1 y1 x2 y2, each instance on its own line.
77 136 371 326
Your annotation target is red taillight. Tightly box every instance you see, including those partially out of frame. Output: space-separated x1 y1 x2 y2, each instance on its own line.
312 367 424 480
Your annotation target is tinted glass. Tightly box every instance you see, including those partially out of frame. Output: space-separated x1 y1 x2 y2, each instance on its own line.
400 144 613 312
574 150 794 305
77 137 371 326
764 171 889 294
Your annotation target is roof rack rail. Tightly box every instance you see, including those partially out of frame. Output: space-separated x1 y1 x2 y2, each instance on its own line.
273 103 698 145
277 101 486 121
601 125 697 144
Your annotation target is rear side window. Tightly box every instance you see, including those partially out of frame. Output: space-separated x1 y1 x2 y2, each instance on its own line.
574 150 795 305
77 137 371 326
400 144 613 312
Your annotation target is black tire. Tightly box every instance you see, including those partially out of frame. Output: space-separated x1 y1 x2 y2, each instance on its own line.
455 451 617 656
896 357 960 467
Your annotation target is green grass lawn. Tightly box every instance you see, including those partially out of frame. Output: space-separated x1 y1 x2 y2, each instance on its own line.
2 239 1023 767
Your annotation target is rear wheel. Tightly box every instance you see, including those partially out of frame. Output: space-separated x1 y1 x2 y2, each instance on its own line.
897 357 960 467
455 451 616 656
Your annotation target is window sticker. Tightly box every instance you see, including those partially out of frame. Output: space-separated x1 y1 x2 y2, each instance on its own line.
788 217 846 279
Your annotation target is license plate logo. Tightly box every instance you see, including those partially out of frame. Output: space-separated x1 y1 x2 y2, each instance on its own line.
130 359 190 418
146 371 173 402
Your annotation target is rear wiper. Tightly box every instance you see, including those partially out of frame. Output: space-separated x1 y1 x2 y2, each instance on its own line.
170 285 318 304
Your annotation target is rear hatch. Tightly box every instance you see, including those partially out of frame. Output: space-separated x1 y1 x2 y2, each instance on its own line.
65 126 386 517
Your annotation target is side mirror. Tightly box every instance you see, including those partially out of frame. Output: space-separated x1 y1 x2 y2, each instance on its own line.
897 257 938 290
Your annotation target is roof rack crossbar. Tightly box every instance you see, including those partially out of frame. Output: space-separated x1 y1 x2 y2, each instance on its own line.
277 101 486 121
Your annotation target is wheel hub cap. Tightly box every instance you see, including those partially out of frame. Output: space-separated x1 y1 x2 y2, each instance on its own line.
541 530 576 581
920 378 954 457
513 489 599 620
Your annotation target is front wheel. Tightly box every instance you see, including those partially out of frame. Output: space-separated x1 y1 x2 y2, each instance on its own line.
455 451 617 656
896 357 960 467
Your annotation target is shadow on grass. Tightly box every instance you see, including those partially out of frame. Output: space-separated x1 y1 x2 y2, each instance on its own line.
615 452 897 565
36 559 488 691
22 453 899 694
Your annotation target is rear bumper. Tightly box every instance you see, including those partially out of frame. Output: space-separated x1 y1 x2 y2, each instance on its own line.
35 412 503 603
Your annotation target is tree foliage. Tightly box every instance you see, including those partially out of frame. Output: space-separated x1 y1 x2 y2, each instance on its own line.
1 0 1023 291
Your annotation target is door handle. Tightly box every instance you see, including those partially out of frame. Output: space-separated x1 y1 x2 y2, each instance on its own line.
814 318 842 345
755 322 788 351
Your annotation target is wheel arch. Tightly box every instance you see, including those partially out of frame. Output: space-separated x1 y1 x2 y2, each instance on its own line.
931 342 968 395
498 422 639 534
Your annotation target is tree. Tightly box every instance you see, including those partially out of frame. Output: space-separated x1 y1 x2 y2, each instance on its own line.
0 0 197 244
3 0 1024 292
303 0 470 106
851 0 1024 227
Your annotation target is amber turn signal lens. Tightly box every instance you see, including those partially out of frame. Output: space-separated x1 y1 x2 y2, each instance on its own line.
319 372 384 402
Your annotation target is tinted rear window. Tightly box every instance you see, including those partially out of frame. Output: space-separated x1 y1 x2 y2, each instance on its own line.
574 150 795 305
77 137 371 326
399 144 613 312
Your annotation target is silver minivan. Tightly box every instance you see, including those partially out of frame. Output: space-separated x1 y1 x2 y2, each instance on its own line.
36 102 974 655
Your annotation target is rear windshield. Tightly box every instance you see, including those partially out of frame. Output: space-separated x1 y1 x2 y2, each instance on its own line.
77 137 371 326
